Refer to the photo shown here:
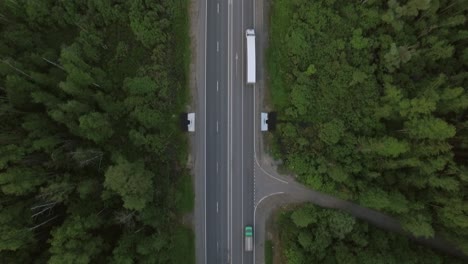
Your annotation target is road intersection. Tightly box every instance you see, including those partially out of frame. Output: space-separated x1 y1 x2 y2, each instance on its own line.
192 0 291 263
190 0 467 263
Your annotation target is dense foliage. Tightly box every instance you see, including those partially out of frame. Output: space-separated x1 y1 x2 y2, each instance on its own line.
278 205 462 264
0 0 193 263
268 0 468 252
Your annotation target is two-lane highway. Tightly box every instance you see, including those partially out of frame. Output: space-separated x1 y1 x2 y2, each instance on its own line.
195 0 256 263
204 0 229 263
195 0 254 264
230 0 255 263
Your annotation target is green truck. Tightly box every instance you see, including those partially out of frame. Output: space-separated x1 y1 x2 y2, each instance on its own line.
245 225 253 251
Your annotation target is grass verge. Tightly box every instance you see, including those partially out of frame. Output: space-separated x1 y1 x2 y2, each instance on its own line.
172 0 191 110
175 172 195 214
170 226 195 264
266 0 293 111
171 0 195 262
265 239 274 264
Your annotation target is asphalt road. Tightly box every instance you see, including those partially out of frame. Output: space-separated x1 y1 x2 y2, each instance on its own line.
231 0 255 263
194 0 256 263
192 0 266 261
204 0 229 263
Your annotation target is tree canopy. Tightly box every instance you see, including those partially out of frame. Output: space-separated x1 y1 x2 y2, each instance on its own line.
0 0 193 262
269 0 468 253
278 205 463 264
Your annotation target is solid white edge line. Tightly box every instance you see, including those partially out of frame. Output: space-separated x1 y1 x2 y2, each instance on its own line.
227 0 232 262
252 0 256 263
203 0 207 262
253 191 285 264
255 156 289 184
255 192 285 211
229 1 234 261
241 0 245 263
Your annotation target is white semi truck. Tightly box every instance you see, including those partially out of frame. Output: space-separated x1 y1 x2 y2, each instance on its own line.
246 29 256 84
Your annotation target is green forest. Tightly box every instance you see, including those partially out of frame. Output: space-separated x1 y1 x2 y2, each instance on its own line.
268 0 468 254
0 0 193 263
277 204 462 264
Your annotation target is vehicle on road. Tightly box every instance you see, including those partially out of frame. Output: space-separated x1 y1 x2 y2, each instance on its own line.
261 112 268 131
245 225 253 251
187 113 195 132
246 29 256 84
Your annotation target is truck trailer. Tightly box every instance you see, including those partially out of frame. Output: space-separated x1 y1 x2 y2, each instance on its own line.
245 225 253 251
245 29 256 84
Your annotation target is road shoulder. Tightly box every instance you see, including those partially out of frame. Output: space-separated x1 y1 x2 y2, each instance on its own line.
188 0 207 263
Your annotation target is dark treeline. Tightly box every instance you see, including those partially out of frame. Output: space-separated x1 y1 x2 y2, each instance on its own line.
0 0 193 263
278 204 463 263
268 0 468 254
